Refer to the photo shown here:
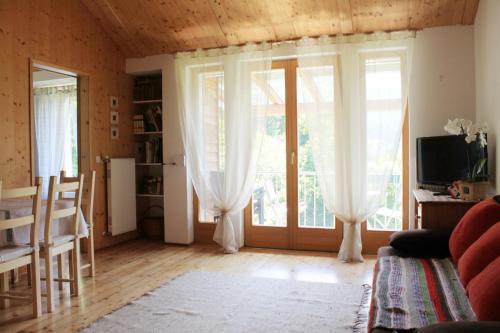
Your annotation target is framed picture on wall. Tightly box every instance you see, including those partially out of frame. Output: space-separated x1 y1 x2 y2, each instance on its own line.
110 96 119 109
110 111 119 125
111 126 119 140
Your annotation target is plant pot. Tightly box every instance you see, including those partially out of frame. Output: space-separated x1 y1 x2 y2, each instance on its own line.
458 181 490 201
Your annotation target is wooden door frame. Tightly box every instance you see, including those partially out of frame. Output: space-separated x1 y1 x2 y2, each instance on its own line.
244 60 292 249
244 59 343 252
29 58 91 186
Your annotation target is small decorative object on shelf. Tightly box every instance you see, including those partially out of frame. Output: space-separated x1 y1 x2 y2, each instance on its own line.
444 118 489 201
141 176 163 195
458 181 489 201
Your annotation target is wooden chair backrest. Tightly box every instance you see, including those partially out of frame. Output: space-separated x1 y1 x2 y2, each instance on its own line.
0 178 43 248
45 174 84 246
59 170 95 226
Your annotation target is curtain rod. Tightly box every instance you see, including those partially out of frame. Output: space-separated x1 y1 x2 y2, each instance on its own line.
175 29 419 56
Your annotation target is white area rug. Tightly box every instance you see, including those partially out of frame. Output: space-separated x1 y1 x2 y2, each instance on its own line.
80 271 370 333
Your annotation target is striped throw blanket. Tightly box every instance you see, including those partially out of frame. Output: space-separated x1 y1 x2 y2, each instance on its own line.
369 256 476 331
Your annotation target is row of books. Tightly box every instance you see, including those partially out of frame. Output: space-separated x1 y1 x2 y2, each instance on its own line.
140 176 163 195
133 106 162 133
135 138 163 164
133 76 162 101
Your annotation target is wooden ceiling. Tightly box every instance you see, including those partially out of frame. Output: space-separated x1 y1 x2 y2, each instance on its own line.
81 0 480 57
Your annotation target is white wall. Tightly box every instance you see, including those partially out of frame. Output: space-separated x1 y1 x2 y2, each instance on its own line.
475 0 500 193
409 26 476 227
126 54 194 244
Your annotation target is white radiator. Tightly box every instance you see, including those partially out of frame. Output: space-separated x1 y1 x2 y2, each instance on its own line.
106 158 137 235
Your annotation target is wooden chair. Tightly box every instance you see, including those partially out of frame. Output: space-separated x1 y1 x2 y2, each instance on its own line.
59 170 96 277
0 178 43 318
40 174 83 313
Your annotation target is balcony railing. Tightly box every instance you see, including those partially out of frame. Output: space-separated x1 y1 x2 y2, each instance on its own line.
253 171 402 231
253 171 334 228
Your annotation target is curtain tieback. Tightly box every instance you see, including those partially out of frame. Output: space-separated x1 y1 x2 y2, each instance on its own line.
215 208 230 223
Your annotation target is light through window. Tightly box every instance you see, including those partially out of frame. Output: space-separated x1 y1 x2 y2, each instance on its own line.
297 65 335 229
365 56 404 231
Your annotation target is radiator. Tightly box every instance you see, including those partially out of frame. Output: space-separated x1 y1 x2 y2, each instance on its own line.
106 158 137 235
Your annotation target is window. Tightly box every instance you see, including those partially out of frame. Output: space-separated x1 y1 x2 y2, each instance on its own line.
364 55 405 231
199 68 224 223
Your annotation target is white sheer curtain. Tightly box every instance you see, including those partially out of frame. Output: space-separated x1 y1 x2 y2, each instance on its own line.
34 85 77 196
297 33 414 262
176 44 272 253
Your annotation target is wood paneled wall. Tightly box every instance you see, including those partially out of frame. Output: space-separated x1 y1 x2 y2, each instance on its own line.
0 0 136 249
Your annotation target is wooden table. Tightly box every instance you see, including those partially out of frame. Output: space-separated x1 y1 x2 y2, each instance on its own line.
413 189 478 230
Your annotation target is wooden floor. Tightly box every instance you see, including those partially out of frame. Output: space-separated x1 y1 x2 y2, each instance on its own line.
0 240 376 333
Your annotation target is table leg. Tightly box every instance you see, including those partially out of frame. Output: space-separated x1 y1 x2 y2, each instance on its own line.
10 268 19 284
0 272 9 308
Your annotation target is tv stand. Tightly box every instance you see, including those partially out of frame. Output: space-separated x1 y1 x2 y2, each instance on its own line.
414 189 478 230
418 183 447 193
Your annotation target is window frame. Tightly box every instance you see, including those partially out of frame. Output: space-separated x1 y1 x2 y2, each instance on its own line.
359 50 410 252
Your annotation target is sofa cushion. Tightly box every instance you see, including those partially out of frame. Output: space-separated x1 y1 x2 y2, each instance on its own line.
467 256 500 321
449 199 500 262
377 246 408 258
389 229 452 258
458 222 500 287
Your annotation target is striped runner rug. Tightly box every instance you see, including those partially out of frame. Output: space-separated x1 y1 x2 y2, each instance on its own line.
369 256 476 331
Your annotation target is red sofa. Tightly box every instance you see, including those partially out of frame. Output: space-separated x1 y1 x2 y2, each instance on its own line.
369 195 500 333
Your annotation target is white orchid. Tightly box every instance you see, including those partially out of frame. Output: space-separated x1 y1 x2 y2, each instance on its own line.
465 124 478 143
479 132 487 147
444 118 471 135
444 118 488 147
443 118 489 182
466 122 488 147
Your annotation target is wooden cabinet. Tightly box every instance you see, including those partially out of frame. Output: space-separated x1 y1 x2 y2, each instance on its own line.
414 189 477 230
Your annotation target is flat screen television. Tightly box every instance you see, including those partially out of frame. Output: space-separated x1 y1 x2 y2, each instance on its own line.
416 135 488 186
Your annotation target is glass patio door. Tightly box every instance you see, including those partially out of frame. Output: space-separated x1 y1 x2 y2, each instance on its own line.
244 60 342 251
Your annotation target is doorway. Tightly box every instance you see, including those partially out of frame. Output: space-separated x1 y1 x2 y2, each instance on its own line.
29 60 90 189
245 56 409 252
244 60 343 251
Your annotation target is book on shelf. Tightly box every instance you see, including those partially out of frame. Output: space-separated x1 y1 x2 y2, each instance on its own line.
133 114 145 133
135 138 162 164
141 176 163 195
133 106 162 133
133 76 162 101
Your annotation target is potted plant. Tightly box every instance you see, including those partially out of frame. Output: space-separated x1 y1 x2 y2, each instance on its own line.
444 118 489 201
